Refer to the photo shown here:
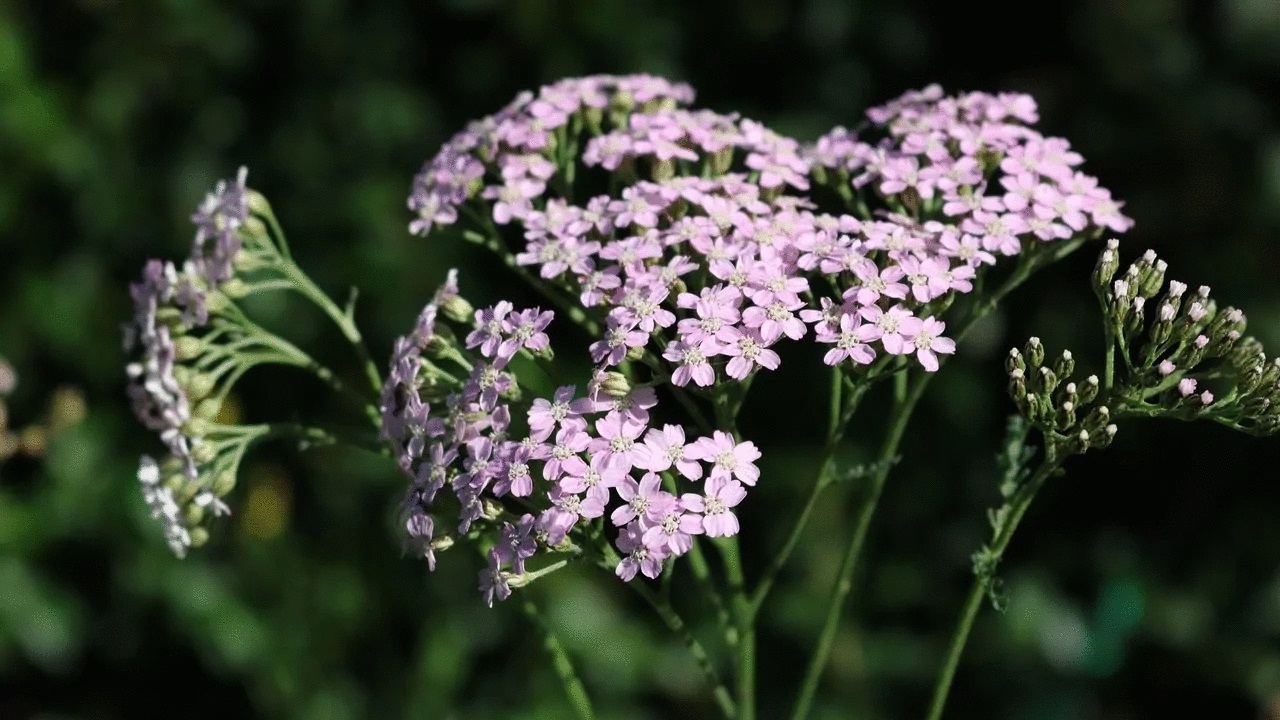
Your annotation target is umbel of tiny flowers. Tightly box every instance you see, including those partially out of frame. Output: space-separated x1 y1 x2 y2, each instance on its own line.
382 270 765 606
406 77 1133 463
125 169 381 557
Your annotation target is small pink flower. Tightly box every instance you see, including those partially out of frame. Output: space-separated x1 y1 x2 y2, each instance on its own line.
681 476 747 537
685 431 762 486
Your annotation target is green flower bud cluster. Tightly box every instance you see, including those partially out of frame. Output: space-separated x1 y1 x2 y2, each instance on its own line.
1006 339 1117 456
1093 242 1279 435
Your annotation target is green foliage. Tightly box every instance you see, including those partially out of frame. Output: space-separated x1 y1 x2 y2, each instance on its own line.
2 1 1280 718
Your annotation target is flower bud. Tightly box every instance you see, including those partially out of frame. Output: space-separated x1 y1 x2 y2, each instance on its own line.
173 335 204 361
1053 350 1075 381
185 372 217 401
1023 393 1042 423
1139 259 1167 299
232 250 269 272
220 277 250 298
1080 407 1109 440
1242 396 1271 420
211 471 236 497
1065 428 1091 454
204 290 230 315
188 527 210 548
430 534 455 554
191 441 217 465
1037 366 1059 396
1092 239 1120 291
184 502 205 526
1006 348 1026 375
440 294 474 325
599 371 632 399
194 398 222 422
1025 337 1044 368
651 157 676 182
1094 424 1118 449
1078 375 1100 405
1056 400 1077 429
1262 358 1280 389
481 498 504 522
1124 297 1146 338
156 306 186 330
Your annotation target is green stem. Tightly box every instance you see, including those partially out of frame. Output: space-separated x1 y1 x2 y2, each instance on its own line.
282 261 384 398
924 458 1058 720
520 597 596 720
789 371 929 720
716 536 755 720
631 582 737 720
750 374 867 614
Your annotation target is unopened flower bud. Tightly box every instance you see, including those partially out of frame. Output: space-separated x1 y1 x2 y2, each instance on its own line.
1070 428 1092 454
1006 348 1026 375
1262 358 1280 388
1139 259 1167 299
211 471 236 497
191 442 216 465
184 502 205 526
1092 240 1121 290
430 534 455 553
1123 297 1145 338
221 277 250 298
173 335 204 361
1094 424 1118 449
1025 337 1044 368
651 157 677 182
1023 393 1042 422
1037 365 1059 397
194 397 222 421
185 372 217 401
1056 400 1076 428
231 250 269 272
440 294 474 324
600 371 632 399
186 525 209 545
1008 369 1027 402
1078 375 1100 405
1053 350 1075 380
1083 406 1111 436
709 147 735 176
481 498 504 522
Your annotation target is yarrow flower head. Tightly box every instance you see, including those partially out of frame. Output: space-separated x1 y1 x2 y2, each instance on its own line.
383 270 769 605
124 168 321 557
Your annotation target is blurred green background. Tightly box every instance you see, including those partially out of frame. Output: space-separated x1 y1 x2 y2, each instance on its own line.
2 0 1280 718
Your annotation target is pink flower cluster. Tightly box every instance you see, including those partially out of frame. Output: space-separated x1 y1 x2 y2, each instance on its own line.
396 77 1137 600
409 77 1132 391
810 84 1134 244
408 74 696 235
381 274 763 604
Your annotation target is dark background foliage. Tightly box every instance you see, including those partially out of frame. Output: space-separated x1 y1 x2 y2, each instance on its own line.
2 0 1279 718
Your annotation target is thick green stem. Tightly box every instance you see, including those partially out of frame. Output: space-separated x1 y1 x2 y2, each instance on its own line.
521 597 596 720
717 536 755 720
924 459 1058 720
